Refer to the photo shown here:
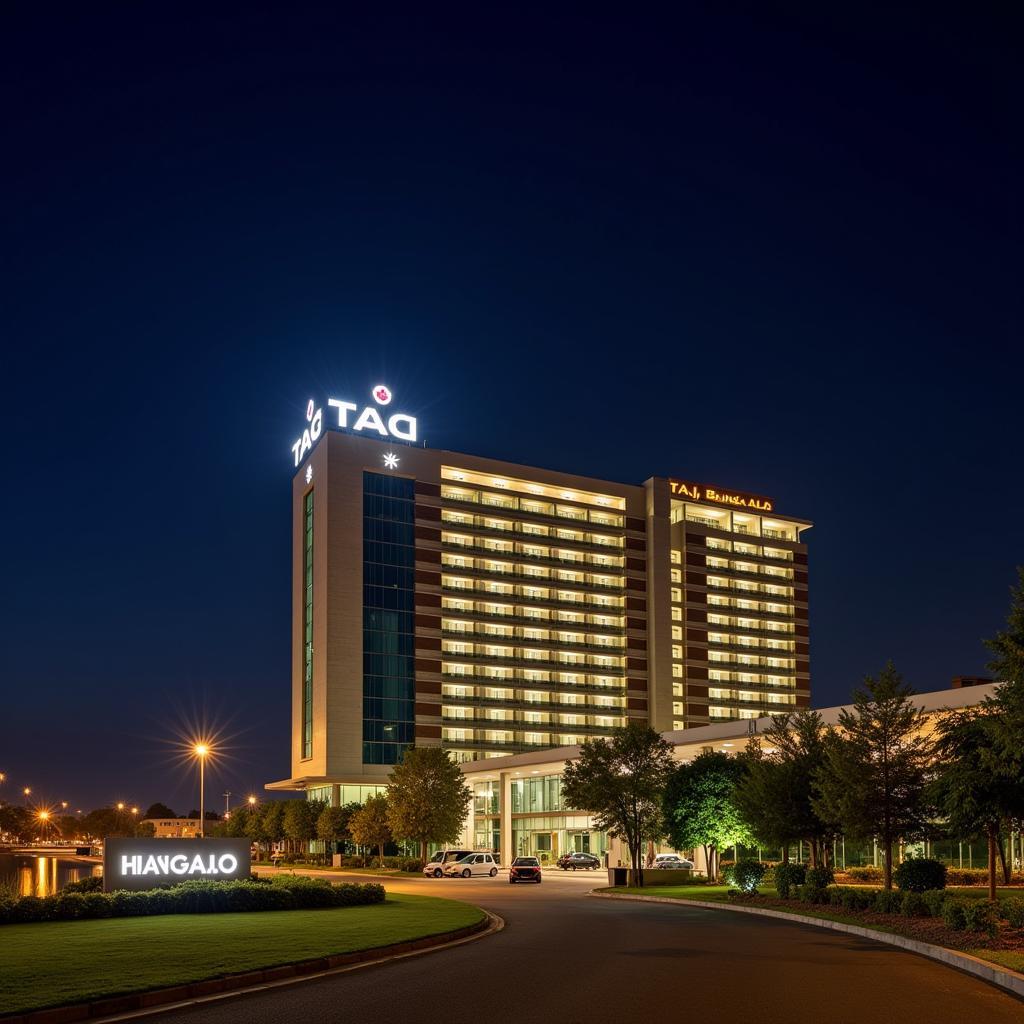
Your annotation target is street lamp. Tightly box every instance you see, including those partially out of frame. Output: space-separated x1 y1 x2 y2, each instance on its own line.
193 743 211 838
37 810 50 841
248 795 257 808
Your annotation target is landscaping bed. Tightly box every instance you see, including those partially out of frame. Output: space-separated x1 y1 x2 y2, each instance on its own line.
0 891 485 1016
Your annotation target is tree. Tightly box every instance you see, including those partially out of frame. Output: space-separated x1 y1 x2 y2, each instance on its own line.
734 710 838 866
316 802 360 851
0 803 33 842
387 747 471 864
562 721 675 887
350 794 393 864
283 799 324 856
663 750 752 882
814 663 934 890
143 802 177 820
983 567 1024 781
249 800 286 856
136 821 156 838
930 709 1024 899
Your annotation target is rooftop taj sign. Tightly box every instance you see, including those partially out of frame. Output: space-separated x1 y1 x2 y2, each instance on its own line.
292 385 417 467
669 479 774 513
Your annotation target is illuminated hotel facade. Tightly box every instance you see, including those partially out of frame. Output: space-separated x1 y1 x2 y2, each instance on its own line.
267 387 811 798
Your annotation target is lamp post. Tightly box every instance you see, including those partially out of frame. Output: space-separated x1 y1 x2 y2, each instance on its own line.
194 744 210 838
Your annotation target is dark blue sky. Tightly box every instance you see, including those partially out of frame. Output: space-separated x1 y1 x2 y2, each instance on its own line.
2 5 1020 811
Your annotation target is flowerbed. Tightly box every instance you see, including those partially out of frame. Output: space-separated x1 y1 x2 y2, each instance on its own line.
0 876 385 924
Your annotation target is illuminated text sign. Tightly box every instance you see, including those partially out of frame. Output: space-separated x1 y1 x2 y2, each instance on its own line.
668 479 774 512
103 837 251 892
292 385 417 467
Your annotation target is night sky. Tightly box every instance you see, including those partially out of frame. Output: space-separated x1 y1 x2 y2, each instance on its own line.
3 6 1020 812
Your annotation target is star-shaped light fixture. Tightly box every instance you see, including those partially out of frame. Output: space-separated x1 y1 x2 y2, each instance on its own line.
382 452 400 469
305 465 313 484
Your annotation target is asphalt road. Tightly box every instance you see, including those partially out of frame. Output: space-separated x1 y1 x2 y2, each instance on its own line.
148 869 1022 1024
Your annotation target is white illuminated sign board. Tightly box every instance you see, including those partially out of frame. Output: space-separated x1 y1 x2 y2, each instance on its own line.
103 837 252 892
292 385 417 467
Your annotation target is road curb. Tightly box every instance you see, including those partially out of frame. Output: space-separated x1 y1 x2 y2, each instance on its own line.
3 911 503 1024
589 891 1024 1000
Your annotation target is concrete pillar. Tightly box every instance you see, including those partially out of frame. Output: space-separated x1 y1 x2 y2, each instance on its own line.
500 771 513 866
331 784 341 808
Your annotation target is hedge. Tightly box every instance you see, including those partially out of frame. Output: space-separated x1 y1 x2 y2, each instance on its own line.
893 858 946 893
0 877 385 924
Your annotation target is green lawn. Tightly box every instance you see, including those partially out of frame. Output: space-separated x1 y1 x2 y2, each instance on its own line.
0 893 484 1016
610 885 731 900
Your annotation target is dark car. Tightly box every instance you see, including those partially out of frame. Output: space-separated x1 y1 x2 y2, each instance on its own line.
509 856 542 884
557 852 601 871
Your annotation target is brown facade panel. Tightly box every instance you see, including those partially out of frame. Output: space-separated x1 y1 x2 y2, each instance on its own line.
626 536 646 551
625 516 645 532
687 650 708 664
685 552 706 567
626 657 648 672
416 503 442 521
686 572 707 587
625 557 646 573
685 627 708 643
626 577 646 592
416 592 442 608
625 596 647 613
415 725 442 739
686 684 709 700
416 636 442 652
793 551 808 565
627 678 649 691
687 533 706 548
795 641 810 657
625 617 646 632
795 570 809 586
627 697 648 711
796 659 810 674
626 637 647 652
415 614 441 629
415 481 442 497
794 623 809 638
415 569 441 586
685 703 709 717
795 695 810 708
794 588 809 604
416 679 442 694
687 608 707 622
415 526 441 544
687 665 709 680
415 658 441 673
414 702 440 716
415 544 441 560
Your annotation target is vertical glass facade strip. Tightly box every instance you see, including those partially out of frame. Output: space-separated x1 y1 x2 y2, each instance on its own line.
362 471 416 764
302 489 314 759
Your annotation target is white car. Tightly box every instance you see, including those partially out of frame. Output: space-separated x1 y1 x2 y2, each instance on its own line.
443 852 499 878
653 854 694 869
423 850 473 878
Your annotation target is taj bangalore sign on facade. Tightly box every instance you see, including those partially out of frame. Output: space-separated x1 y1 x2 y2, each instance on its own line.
669 479 774 512
103 838 251 892
291 384 417 466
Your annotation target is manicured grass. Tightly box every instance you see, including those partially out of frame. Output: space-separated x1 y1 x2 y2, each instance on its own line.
610 885 731 900
969 949 1024 974
0 893 484 1016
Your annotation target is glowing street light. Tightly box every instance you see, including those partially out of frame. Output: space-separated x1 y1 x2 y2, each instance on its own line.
193 742 211 838
117 802 125 811
248 795 257 807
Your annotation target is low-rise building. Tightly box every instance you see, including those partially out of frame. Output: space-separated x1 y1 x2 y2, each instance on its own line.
142 818 202 838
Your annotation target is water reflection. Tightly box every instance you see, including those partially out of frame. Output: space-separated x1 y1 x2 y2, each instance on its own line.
0 855 101 897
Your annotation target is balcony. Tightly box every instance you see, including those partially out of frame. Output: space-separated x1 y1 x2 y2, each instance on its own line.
705 658 798 675
441 650 626 672
438 607 628 634
442 538 624 570
440 517 626 552
440 562 626 593
441 585 625 613
442 672 627 694
442 492 626 530
442 693 626 714
441 628 626 653
702 563 795 586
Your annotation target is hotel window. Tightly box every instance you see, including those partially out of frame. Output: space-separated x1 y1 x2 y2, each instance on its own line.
672 664 682 677
671 588 682 603
672 682 682 697
671 644 683 659
670 549 681 564
302 488 314 760
671 607 682 621
671 625 682 640
524 732 545 746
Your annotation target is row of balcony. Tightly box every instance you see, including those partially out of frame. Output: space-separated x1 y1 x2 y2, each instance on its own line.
442 650 626 672
440 516 626 551
702 563 796 586
441 628 626 653
442 491 626 529
441 607 628 634
442 539 624 571
442 562 626 591
441 585 625 612
440 693 626 714
703 544 795 564
682 517 799 543
442 673 628 695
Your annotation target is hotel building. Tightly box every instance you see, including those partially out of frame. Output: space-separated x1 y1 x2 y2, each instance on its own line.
267 386 811 802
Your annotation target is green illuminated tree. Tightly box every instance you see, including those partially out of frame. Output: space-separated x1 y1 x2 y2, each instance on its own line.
983 567 1024 780
814 663 934 890
562 722 675 887
663 750 752 882
283 799 324 856
387 747 472 864
248 800 285 856
350 794 392 865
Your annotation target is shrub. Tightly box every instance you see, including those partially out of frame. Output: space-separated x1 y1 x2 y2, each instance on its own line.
0 878 385 925
963 900 999 937
774 863 806 899
63 875 103 894
942 898 969 931
805 865 834 889
829 886 873 911
725 860 767 893
894 858 946 893
922 890 947 918
845 866 882 883
999 897 1024 929
873 890 904 915
900 891 930 917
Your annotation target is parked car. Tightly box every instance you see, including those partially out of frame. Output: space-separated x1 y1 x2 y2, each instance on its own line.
423 849 474 878
653 854 694 869
443 852 499 878
557 852 601 871
509 856 542 884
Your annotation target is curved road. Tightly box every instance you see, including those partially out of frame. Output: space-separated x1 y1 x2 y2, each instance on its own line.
150 870 1021 1023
